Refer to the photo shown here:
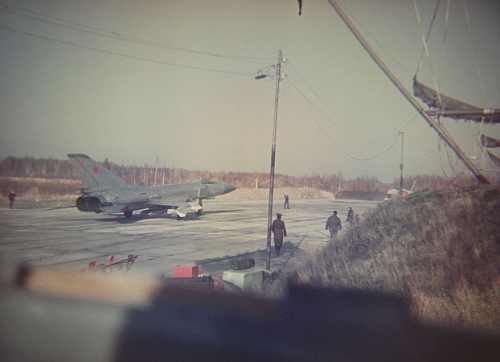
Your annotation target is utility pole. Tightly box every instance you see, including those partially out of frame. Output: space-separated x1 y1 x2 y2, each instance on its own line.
266 50 283 270
327 0 490 185
255 50 284 270
265 50 283 270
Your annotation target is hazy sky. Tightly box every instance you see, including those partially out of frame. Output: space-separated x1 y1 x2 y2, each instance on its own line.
1 0 499 183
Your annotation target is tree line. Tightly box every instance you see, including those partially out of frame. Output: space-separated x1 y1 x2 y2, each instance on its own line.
0 155 479 194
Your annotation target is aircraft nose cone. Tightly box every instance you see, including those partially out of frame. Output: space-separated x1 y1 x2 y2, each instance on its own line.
223 184 236 194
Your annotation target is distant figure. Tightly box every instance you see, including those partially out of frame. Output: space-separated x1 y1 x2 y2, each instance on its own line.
271 213 287 255
346 207 354 225
284 194 290 209
8 190 16 209
325 210 342 239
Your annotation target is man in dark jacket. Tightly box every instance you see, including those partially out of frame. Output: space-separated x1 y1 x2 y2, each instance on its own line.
271 213 287 255
8 190 16 209
326 210 342 239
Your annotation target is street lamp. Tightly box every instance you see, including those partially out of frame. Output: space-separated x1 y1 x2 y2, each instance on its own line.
256 50 283 270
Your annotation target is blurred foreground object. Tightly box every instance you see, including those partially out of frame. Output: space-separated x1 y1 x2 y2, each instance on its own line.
1 262 499 362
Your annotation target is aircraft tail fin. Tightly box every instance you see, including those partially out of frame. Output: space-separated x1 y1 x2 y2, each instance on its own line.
68 154 129 189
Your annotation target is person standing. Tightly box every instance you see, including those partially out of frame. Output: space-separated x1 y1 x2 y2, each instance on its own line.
283 194 290 209
8 190 16 209
346 207 354 225
271 213 287 255
325 210 342 239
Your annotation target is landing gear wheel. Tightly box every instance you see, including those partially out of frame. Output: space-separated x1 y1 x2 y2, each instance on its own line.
124 210 133 218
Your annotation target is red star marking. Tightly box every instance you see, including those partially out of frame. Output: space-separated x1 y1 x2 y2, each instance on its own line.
92 166 99 174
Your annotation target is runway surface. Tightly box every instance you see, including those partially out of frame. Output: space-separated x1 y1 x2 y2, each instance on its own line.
0 198 380 279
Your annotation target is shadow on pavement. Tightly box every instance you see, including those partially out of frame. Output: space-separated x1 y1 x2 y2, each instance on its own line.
195 241 307 279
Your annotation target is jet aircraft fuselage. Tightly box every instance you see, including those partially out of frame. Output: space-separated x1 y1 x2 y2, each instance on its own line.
69 154 235 219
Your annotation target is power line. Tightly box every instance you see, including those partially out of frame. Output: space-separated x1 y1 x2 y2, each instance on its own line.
0 24 255 76
284 72 401 161
0 2 272 64
287 60 381 139
283 61 408 161
305 93 401 161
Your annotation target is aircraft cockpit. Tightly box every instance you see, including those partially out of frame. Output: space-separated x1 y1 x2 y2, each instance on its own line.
198 178 213 184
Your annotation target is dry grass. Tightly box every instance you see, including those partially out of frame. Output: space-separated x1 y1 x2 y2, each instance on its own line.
0 177 81 199
266 185 500 334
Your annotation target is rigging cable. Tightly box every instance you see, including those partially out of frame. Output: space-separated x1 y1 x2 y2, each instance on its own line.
462 0 485 99
438 0 450 84
413 0 455 175
463 0 494 173
341 3 409 78
413 0 444 114
413 0 441 78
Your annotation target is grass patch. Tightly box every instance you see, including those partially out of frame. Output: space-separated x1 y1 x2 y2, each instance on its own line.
264 185 500 334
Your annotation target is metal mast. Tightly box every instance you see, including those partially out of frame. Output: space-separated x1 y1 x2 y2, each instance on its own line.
327 0 490 185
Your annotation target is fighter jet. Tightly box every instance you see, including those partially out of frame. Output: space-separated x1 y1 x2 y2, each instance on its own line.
68 154 236 219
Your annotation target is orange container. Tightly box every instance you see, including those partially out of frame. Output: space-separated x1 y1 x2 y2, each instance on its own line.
173 265 199 278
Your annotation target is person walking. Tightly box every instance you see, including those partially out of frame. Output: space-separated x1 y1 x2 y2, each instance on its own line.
8 190 16 209
325 210 342 239
271 213 287 255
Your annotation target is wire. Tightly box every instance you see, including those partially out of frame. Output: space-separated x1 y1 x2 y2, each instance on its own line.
405 126 440 163
413 0 441 77
340 2 411 78
307 98 402 161
462 0 485 99
286 60 404 149
437 0 450 84
286 60 380 139
283 70 402 161
0 2 272 64
0 24 255 76
280 58 417 161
